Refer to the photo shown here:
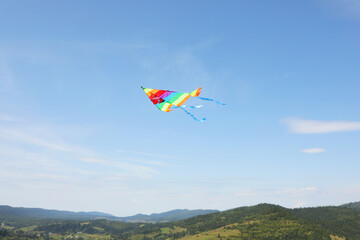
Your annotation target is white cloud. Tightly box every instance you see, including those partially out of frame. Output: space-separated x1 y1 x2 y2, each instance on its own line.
0 113 25 122
319 0 360 20
301 187 318 191
0 119 161 181
117 149 186 160
284 118 360 134
234 190 257 197
301 148 326 154
293 201 307 208
136 38 224 94
275 187 317 194
0 57 15 92
275 187 318 195
0 127 84 153
80 156 159 178
81 157 108 163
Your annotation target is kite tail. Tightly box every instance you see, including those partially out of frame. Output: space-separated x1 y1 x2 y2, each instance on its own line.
197 97 226 106
181 105 203 109
172 106 206 122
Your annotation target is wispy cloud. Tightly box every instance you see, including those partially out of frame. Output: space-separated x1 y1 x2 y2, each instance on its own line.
234 190 258 197
0 57 15 92
301 148 326 154
319 0 360 20
275 187 318 196
84 155 165 168
80 157 159 178
293 201 307 208
0 126 89 154
129 159 165 166
0 115 161 180
137 38 223 93
284 118 360 134
117 149 186 160
81 157 108 163
0 113 26 122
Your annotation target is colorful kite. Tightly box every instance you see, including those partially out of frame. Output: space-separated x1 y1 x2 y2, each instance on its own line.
141 86 225 122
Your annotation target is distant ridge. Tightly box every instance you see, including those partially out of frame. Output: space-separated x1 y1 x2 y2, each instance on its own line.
119 209 219 222
0 205 115 220
0 205 218 222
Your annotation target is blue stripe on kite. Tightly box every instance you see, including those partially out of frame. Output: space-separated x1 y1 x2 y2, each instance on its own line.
163 92 181 102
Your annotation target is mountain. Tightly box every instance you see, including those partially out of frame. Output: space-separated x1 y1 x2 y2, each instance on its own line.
340 201 360 210
2 203 360 239
0 205 218 223
0 205 115 221
119 209 219 222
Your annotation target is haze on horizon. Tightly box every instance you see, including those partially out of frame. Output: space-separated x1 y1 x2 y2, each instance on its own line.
1 0 360 216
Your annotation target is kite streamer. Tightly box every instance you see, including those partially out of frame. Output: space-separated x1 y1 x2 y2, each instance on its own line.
172 106 206 122
180 105 203 109
198 97 226 106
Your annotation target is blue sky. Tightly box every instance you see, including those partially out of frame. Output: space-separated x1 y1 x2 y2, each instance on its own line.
1 0 360 216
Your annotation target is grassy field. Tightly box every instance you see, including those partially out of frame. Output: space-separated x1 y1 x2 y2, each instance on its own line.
161 226 186 234
330 235 346 240
1 224 112 240
178 225 241 240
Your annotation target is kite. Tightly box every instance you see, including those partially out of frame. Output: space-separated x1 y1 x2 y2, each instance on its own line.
141 86 225 122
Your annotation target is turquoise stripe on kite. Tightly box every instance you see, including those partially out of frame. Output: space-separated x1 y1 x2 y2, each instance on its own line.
163 92 179 102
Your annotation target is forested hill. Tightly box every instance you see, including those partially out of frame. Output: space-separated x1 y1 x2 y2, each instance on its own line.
340 201 360 210
1 203 360 239
172 204 334 239
292 206 360 239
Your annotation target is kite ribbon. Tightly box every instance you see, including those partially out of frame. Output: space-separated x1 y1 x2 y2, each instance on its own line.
172 106 206 122
198 97 226 106
181 105 203 109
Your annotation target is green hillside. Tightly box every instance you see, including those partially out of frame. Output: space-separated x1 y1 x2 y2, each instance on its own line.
340 201 360 211
293 206 360 239
169 204 331 240
1 203 360 239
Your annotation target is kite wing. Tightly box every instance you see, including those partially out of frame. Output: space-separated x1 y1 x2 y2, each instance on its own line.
141 87 201 112
141 86 225 122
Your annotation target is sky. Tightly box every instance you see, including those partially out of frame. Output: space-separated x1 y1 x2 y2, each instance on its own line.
1 0 360 216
